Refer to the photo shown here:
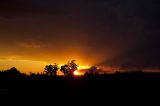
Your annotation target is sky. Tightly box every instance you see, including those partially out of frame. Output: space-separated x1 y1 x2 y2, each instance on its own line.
0 0 160 73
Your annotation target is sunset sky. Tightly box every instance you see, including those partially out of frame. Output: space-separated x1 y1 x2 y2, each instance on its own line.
0 0 159 73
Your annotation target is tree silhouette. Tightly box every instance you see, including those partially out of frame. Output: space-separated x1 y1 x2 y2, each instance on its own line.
0 67 21 78
69 60 78 76
60 64 70 76
60 60 78 76
88 66 98 74
44 63 58 76
7 67 21 75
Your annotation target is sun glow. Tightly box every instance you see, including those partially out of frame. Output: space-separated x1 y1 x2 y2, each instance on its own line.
74 70 81 76
78 65 90 70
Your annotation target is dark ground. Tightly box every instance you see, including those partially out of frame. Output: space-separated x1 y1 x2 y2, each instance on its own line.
0 73 160 104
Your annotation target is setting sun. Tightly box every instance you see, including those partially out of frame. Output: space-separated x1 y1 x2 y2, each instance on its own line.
74 71 81 76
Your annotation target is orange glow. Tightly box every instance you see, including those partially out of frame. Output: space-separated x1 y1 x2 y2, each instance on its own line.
78 65 90 70
74 70 81 76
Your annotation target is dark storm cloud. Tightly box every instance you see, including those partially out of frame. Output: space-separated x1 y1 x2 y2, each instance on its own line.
0 0 159 68
0 0 72 17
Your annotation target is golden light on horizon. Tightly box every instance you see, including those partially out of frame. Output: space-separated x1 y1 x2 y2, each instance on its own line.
0 55 94 74
78 65 90 70
73 70 82 76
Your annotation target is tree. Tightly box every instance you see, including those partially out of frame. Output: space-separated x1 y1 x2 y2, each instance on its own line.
7 67 21 75
88 66 98 74
52 63 59 76
60 64 70 76
69 60 78 76
60 60 78 76
44 64 58 76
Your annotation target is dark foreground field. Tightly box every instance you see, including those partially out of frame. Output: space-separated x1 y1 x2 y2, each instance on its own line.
0 73 160 104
